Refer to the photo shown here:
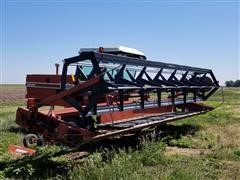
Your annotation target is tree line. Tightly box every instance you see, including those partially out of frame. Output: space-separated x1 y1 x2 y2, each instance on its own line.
225 80 240 87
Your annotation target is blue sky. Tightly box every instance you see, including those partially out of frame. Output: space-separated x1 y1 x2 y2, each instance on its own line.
1 1 239 85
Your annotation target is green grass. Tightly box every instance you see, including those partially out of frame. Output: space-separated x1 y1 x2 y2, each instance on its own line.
0 86 239 179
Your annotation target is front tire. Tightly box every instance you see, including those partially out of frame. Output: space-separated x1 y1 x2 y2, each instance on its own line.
23 133 39 148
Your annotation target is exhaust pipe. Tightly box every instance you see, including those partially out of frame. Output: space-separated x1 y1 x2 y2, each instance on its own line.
55 63 60 75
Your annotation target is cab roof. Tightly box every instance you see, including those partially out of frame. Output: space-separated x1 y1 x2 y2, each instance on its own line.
79 46 145 57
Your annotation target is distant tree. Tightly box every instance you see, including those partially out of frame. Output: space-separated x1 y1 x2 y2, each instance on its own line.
225 80 240 87
225 80 235 87
233 80 240 87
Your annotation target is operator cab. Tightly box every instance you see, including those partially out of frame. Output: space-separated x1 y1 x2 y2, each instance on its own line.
79 46 146 60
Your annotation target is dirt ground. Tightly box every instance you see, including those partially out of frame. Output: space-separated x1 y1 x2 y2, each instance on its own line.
0 85 26 105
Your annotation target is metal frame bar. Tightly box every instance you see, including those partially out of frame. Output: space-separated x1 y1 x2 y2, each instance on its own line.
56 51 219 116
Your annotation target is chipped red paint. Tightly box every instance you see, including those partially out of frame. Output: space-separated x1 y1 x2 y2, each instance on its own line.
8 144 36 156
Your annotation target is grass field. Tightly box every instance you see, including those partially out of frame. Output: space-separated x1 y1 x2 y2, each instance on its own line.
0 85 239 179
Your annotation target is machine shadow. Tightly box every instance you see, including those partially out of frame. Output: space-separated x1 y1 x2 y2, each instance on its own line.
7 126 27 134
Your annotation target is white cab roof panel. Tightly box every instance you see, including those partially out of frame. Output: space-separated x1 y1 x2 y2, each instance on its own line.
80 46 145 56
